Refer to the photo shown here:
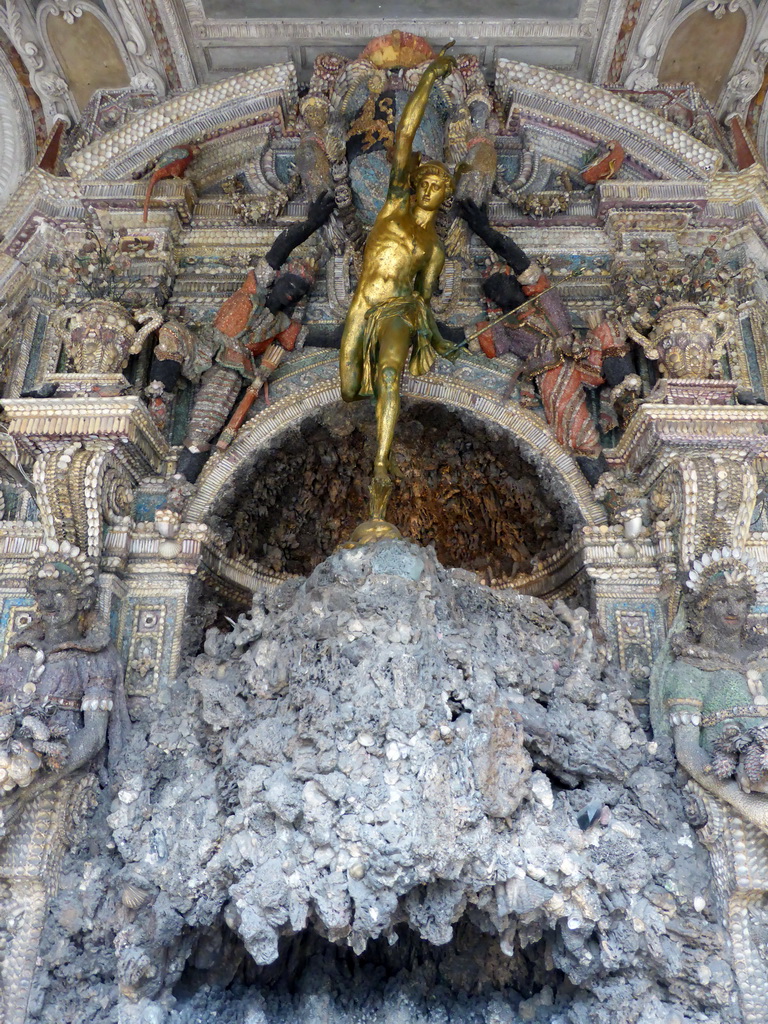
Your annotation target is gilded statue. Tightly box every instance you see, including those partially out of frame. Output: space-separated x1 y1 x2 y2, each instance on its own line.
0 542 125 1024
656 548 768 1022
339 43 464 534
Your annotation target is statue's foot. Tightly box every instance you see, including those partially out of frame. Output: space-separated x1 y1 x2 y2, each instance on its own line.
370 464 393 521
20 382 58 399
340 462 401 548
177 447 210 483
575 453 608 487
341 518 402 548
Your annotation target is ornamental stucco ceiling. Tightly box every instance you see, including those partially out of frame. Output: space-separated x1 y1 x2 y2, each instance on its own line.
179 0 612 83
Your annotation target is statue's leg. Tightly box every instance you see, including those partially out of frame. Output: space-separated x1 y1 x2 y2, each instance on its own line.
537 364 601 457
178 365 243 482
373 319 411 483
1 877 47 1024
184 365 243 451
339 308 367 403
727 894 768 1023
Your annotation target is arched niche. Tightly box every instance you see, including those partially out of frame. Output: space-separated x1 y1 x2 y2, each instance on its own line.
42 8 130 112
184 359 605 597
658 4 748 105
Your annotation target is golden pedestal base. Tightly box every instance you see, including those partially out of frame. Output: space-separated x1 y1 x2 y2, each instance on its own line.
341 518 403 549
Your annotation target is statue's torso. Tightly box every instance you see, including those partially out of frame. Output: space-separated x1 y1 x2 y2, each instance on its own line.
0 637 121 737
352 202 439 310
665 655 768 751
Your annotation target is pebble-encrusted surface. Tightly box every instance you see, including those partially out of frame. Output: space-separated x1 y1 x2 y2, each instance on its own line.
34 541 733 1023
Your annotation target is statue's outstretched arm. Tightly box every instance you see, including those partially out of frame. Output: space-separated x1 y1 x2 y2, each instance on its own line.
674 723 768 834
263 191 335 270
456 198 530 275
390 46 456 187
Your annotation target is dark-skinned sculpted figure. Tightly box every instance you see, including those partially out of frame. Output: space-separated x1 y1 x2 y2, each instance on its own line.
339 43 465 536
153 192 335 482
454 199 639 485
0 541 125 1024
656 548 768 1024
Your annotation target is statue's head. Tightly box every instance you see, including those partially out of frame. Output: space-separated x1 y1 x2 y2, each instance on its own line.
685 547 763 645
266 258 318 315
300 94 329 132
412 161 454 212
694 580 756 646
28 540 97 629
482 262 526 314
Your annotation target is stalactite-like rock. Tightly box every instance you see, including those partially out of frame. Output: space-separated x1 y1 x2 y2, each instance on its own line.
28 541 732 1024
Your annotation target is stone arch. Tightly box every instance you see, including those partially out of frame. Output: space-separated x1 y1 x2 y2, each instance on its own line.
65 56 718 187
184 369 607 531
494 58 722 179
0 43 36 210
65 63 298 182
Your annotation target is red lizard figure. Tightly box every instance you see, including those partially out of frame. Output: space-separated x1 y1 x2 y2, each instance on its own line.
142 144 198 222
581 140 625 186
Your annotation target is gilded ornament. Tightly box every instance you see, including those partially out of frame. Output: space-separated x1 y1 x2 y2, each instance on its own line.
339 44 465 531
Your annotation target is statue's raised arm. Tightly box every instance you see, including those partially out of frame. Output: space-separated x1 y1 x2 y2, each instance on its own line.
388 44 457 194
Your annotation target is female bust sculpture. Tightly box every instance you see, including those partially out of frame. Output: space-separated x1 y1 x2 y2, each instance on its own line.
0 541 124 1024
659 548 768 1022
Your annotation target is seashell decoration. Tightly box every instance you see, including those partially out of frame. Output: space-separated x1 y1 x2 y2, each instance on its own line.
121 883 151 909
685 547 767 595
0 713 70 793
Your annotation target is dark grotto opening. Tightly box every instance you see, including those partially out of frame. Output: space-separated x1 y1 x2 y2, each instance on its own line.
170 918 573 1023
209 400 574 584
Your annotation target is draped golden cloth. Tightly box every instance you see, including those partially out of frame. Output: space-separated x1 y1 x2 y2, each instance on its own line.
360 293 436 396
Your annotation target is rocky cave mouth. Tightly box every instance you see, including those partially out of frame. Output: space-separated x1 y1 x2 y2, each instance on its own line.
172 919 572 1023
210 401 574 583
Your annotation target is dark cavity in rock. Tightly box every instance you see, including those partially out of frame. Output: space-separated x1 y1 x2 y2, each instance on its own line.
211 400 571 582
170 919 568 1024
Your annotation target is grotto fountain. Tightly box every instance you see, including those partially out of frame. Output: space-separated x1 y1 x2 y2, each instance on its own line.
2 25 768 1024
